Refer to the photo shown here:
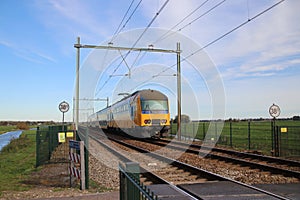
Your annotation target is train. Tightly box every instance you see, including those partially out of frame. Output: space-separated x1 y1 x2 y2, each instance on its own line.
88 89 170 138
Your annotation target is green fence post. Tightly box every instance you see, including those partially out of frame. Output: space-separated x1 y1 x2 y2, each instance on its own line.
230 120 232 147
36 126 40 167
271 120 274 155
274 126 279 157
215 121 217 142
48 126 51 161
202 123 205 140
126 162 140 200
248 120 251 150
119 164 125 200
193 122 195 139
85 127 89 189
170 120 173 135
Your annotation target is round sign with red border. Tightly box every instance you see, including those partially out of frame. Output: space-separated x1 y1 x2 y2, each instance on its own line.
269 103 280 118
59 101 69 113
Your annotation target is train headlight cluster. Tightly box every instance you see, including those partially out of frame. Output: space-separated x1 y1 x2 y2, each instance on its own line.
144 119 151 124
144 119 168 125
161 119 167 124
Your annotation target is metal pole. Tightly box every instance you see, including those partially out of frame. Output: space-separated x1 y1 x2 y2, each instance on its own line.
177 42 181 141
230 120 232 147
80 141 85 190
248 120 251 150
62 112 65 131
84 127 89 189
75 37 80 131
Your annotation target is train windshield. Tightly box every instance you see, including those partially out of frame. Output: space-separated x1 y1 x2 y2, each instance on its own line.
141 100 168 113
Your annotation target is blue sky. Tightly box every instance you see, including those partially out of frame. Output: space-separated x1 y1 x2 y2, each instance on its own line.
0 0 299 121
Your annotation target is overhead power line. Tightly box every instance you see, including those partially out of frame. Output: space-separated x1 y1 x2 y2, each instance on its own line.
95 0 170 96
116 0 143 37
184 0 285 60
126 0 286 92
135 0 225 68
154 0 226 44
109 0 136 43
98 0 140 91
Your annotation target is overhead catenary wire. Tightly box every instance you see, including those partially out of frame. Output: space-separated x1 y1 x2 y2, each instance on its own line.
95 0 144 96
111 0 143 43
95 0 170 96
131 0 223 74
153 0 210 44
102 0 142 70
96 0 141 95
124 0 222 81
182 0 285 62
128 0 170 51
154 0 227 44
133 0 225 69
126 0 286 92
109 0 137 44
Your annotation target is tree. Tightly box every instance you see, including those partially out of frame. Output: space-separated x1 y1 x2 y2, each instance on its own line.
16 122 29 130
173 114 191 123
292 116 300 121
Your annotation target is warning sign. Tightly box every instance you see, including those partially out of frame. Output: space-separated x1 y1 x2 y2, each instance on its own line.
58 132 66 143
66 131 74 138
280 127 288 133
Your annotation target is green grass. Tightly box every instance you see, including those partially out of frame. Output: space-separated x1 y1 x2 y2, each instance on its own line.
0 130 37 195
0 125 17 135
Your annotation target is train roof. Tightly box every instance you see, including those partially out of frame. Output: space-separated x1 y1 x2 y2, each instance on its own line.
93 89 168 114
117 89 167 101
138 89 168 100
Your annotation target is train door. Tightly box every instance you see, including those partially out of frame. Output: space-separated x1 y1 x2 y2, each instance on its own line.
130 106 134 120
130 101 137 128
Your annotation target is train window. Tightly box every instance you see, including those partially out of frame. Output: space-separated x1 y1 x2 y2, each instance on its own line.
141 100 168 111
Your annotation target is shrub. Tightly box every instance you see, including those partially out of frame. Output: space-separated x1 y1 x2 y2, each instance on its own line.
16 122 29 130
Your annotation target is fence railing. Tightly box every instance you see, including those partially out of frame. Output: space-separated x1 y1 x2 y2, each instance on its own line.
170 120 300 157
119 162 158 200
36 125 72 167
276 126 300 158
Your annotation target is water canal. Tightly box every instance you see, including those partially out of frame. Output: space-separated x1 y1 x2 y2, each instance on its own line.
0 130 23 152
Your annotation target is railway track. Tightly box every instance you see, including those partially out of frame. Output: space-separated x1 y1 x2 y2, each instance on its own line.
145 138 300 180
167 139 300 169
79 127 290 199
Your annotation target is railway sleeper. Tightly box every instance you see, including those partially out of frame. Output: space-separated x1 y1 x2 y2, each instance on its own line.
157 171 192 177
140 176 153 186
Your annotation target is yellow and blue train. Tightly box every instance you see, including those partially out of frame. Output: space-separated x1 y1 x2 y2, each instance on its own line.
88 89 170 138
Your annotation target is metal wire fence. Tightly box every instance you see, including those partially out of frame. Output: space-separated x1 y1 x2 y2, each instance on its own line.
170 120 300 157
276 126 300 158
36 125 73 167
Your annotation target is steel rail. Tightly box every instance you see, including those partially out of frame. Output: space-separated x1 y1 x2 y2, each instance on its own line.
168 139 300 167
154 139 300 179
101 132 289 200
78 127 289 199
78 127 198 199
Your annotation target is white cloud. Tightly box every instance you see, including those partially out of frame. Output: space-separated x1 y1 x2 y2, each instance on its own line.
139 0 300 81
216 0 300 79
33 0 130 43
0 39 56 64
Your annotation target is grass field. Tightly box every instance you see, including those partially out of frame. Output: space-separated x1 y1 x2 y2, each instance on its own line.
0 125 105 197
171 120 300 155
0 125 17 134
0 130 37 194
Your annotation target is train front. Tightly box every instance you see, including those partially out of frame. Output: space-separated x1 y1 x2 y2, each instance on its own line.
138 90 170 138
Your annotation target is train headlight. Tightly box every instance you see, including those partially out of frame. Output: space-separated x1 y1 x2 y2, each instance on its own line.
144 119 151 124
161 119 167 124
